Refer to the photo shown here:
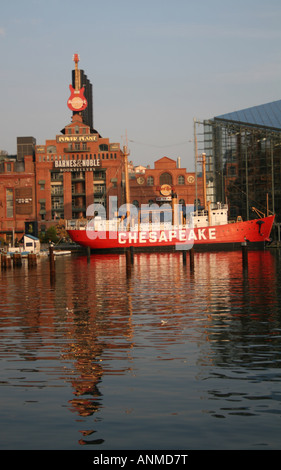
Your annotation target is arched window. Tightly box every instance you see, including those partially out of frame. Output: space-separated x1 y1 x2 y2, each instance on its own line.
160 172 172 185
147 176 154 186
178 175 185 185
99 144 109 151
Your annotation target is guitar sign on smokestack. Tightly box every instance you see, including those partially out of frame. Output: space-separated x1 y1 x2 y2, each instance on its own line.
67 54 88 112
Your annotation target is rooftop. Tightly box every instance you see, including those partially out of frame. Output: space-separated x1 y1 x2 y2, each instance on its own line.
214 99 281 130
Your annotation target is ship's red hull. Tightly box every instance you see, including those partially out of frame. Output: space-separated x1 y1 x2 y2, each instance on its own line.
67 216 275 252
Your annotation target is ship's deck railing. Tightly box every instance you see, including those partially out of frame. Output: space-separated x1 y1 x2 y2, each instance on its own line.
192 203 228 217
66 219 196 232
66 219 88 230
66 204 229 232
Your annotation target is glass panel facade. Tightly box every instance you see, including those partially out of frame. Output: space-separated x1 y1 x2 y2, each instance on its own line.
195 119 281 222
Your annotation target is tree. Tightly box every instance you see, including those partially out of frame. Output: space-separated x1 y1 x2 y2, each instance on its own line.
45 226 59 243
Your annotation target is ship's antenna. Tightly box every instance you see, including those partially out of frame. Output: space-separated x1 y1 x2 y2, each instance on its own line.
121 129 130 153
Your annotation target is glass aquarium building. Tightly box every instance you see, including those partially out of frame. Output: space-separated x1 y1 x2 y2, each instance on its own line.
195 100 281 223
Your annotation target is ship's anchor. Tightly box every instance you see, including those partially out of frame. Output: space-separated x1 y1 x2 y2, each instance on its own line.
256 220 265 235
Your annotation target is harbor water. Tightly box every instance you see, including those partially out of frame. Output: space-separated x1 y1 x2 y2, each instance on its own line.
1 249 281 450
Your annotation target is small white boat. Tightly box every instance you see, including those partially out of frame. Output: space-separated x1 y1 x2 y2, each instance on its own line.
53 250 71 256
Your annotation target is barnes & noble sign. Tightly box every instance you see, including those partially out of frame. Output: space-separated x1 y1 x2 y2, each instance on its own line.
54 159 101 171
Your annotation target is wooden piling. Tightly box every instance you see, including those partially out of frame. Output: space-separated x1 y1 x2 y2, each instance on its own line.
126 248 132 275
189 247 194 271
13 253 22 267
241 241 248 268
182 250 187 265
87 246 91 263
49 246 55 275
1 254 11 269
28 253 37 267
130 246 134 264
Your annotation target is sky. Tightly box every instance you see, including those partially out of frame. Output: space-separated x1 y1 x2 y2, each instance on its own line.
1 0 281 171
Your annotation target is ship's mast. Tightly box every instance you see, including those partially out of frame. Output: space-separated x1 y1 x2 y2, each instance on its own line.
194 118 199 213
123 144 131 229
202 152 207 210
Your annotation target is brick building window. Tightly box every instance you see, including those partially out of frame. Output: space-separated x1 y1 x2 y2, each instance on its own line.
99 144 109 151
160 172 172 185
178 175 185 185
147 176 154 186
6 188 14 218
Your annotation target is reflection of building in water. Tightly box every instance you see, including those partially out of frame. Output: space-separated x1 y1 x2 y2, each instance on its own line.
0 254 136 422
193 250 277 318
194 252 233 315
195 251 278 369
60 255 135 419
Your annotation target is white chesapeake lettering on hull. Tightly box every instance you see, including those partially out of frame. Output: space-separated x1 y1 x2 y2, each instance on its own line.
159 231 167 242
139 232 147 243
128 232 138 243
118 233 126 244
188 229 196 240
209 228 216 239
188 228 216 241
117 228 217 245
179 230 187 241
169 230 177 241
149 232 157 242
198 228 207 240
